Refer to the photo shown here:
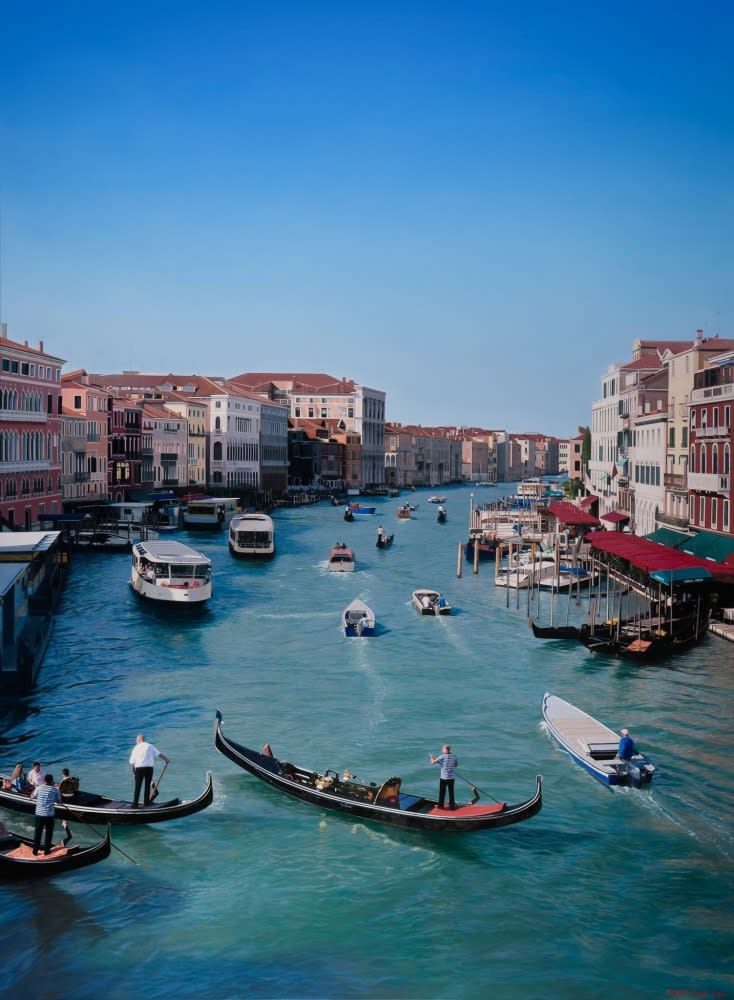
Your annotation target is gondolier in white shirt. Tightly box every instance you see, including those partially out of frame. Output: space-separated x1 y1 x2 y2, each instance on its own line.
429 744 458 810
129 734 170 808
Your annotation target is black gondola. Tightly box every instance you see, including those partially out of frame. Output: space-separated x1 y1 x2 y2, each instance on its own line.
0 771 214 825
343 509 354 521
214 712 542 834
528 618 580 640
375 533 394 549
0 822 111 880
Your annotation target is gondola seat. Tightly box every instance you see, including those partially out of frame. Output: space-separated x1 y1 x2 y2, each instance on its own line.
375 777 401 806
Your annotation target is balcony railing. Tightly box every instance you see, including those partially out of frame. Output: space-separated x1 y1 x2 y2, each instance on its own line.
664 472 687 490
691 383 734 404
694 425 731 439
0 409 48 423
688 472 729 493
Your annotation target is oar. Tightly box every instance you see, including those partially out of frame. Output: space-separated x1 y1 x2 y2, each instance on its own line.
58 799 140 866
454 771 502 804
150 760 169 802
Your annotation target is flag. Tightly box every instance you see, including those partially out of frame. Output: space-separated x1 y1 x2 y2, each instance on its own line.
611 464 618 479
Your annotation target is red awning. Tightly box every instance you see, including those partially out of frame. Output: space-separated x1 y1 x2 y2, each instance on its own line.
547 501 600 527
578 495 598 508
587 531 734 584
600 511 630 523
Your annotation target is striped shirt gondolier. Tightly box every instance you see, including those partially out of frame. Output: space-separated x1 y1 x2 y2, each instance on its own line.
33 783 62 817
438 752 458 779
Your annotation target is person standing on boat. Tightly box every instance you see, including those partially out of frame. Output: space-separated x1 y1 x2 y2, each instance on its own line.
129 734 170 808
377 524 384 540
30 773 62 855
617 728 636 761
429 744 458 810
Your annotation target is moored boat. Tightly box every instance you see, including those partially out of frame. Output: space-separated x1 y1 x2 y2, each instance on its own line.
464 534 499 562
131 540 212 605
0 821 111 881
412 589 452 615
328 543 356 572
214 712 542 833
0 771 214 824
343 598 376 636
528 618 581 640
228 512 276 558
541 693 655 787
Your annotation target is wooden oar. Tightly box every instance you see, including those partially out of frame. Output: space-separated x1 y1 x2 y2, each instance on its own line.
454 771 501 805
58 801 139 865
150 760 169 802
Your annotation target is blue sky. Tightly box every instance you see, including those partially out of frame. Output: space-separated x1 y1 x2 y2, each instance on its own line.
2 2 733 437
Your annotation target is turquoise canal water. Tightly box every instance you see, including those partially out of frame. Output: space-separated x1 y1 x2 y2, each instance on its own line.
1 484 733 1000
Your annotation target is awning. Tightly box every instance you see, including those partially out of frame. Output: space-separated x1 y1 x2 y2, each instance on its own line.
650 567 712 585
578 495 598 509
645 527 690 549
547 501 600 527
677 531 734 563
587 531 734 585
600 511 630 523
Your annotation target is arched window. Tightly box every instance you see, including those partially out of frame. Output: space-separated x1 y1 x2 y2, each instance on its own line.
215 417 221 431
725 445 731 476
700 445 707 474
713 446 719 474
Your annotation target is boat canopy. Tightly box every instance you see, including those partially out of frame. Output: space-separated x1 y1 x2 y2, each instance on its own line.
587 531 734 584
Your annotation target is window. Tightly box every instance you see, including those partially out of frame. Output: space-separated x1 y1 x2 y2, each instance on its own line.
75 395 82 409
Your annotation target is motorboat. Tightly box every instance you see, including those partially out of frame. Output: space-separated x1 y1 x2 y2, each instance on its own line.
342 599 376 636
412 589 452 615
541 693 655 787
182 497 240 530
328 543 356 572
130 540 212 605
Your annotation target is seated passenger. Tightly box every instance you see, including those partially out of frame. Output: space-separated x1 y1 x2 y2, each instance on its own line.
27 762 46 790
9 763 27 792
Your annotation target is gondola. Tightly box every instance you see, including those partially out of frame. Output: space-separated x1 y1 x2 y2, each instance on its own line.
0 821 111 880
528 618 580 640
214 712 542 833
375 532 394 549
0 771 214 825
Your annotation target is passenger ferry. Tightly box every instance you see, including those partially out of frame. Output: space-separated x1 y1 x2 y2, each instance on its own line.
182 497 240 530
130 540 212 605
228 512 276 558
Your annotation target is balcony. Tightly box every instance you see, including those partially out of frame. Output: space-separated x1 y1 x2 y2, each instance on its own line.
694 425 731 440
664 473 687 491
688 472 729 493
691 382 734 404
73 471 90 483
1 409 48 423
657 511 690 529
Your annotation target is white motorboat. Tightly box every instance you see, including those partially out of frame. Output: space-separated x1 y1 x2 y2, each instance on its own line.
412 589 452 615
183 497 240 530
228 512 275 558
130 540 212 605
342 599 376 636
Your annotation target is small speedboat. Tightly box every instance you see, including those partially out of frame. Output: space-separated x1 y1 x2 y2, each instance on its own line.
412 589 452 615
541 693 655 787
428 496 446 504
342 599 376 636
328 543 356 572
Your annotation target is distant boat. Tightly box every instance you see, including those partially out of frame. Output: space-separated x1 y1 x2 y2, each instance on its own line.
397 505 412 520
376 532 394 549
437 506 447 523
412 589 452 615
328 543 356 573
347 503 376 516
130 540 212 605
342 599 376 637
541 693 655 788
428 496 447 504
228 512 275 558
183 497 240 530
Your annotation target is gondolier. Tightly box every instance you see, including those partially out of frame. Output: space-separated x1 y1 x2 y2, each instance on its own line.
129 734 170 808
429 744 458 810
30 773 62 855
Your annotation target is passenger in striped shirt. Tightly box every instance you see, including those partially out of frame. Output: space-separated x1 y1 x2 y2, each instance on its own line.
429 744 458 810
30 773 62 855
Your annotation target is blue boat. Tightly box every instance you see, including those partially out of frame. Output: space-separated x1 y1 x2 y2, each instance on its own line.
541 693 655 788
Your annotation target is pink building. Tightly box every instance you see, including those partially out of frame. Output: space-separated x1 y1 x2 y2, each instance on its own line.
0 326 65 529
